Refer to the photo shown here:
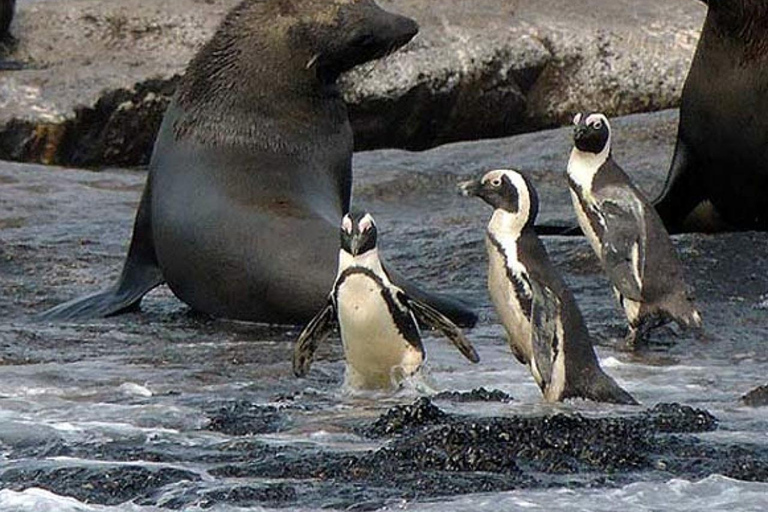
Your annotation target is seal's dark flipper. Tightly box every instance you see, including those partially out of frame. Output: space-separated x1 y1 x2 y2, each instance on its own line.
653 138 706 234
384 265 478 328
581 370 639 406
38 184 164 321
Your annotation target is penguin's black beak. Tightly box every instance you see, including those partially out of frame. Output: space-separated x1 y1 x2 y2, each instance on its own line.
348 226 377 256
349 232 366 256
458 179 482 197
573 125 588 142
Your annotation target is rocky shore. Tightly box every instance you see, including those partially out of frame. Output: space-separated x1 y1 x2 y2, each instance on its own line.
0 0 704 167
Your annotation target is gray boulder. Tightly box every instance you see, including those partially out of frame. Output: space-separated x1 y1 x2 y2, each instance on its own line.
0 0 704 167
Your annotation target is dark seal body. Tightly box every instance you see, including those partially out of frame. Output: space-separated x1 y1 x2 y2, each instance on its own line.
655 0 768 231
41 0 475 326
1 0 14 42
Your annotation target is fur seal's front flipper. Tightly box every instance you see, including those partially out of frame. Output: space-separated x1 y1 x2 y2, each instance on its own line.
39 184 164 321
653 138 706 233
384 265 478 328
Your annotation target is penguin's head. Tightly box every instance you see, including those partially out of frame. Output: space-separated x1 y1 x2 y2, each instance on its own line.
573 112 611 154
459 169 539 229
340 210 378 256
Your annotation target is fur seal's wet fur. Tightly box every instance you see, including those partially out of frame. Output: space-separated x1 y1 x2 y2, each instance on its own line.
0 0 13 43
41 0 476 326
655 0 768 231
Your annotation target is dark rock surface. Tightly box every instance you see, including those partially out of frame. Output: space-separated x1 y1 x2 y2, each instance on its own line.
0 464 201 506
742 385 768 408
0 0 704 167
433 387 514 404
205 401 290 436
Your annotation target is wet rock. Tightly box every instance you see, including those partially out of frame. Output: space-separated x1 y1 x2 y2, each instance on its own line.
311 398 731 500
0 464 200 506
206 401 289 436
433 387 514 403
0 0 704 166
742 385 768 407
157 483 298 510
365 396 448 438
642 403 718 433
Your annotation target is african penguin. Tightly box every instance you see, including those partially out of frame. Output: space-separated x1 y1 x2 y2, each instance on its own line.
293 211 479 391
460 170 637 405
567 112 702 347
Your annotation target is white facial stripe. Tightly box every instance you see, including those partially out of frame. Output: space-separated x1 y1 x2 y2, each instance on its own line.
481 169 505 185
573 112 582 125
482 169 531 225
585 113 609 129
358 213 375 232
342 214 353 233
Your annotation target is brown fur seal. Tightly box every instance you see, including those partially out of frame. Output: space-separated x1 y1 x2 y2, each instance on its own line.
41 0 477 327
655 0 768 232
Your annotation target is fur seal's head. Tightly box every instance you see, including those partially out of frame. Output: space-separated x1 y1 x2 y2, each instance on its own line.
572 112 611 155
701 0 768 59
298 0 419 81
175 0 418 144
179 0 417 106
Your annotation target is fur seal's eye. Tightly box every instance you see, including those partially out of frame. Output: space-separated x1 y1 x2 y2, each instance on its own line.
593 120 603 130
491 178 502 187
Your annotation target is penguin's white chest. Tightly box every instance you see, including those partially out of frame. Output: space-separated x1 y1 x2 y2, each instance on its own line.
336 274 422 390
486 235 533 364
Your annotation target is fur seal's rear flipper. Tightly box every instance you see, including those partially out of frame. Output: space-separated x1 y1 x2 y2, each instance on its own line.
385 265 478 328
39 186 164 321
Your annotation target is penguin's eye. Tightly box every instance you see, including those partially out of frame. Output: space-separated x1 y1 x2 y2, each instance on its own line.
592 120 603 130
491 178 502 187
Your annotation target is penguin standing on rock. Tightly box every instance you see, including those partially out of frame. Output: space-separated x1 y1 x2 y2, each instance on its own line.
567 112 702 347
460 170 637 405
293 211 479 391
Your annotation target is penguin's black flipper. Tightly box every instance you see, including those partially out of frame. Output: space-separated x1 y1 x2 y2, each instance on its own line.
598 192 648 302
529 279 561 388
404 293 479 364
293 299 336 377
38 184 163 321
384 264 478 328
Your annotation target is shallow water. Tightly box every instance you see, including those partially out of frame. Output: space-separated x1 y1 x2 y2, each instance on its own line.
1 111 767 510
